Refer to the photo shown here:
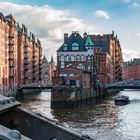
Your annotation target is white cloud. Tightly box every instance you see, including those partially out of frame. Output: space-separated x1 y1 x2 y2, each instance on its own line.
122 0 139 7
136 32 140 37
132 2 139 7
94 10 110 20
122 0 132 4
0 2 95 61
122 48 140 61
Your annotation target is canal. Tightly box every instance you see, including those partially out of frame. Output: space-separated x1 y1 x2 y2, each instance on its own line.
21 90 140 140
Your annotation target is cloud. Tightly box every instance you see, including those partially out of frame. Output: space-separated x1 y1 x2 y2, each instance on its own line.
122 0 139 7
94 10 110 20
122 0 131 4
122 48 140 61
0 2 95 61
135 32 140 37
132 2 139 7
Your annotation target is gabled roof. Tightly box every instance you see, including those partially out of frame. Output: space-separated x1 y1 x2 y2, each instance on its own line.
90 34 111 53
57 32 87 52
42 55 49 64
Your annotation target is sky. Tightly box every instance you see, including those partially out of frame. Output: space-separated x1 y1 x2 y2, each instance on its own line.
0 0 140 62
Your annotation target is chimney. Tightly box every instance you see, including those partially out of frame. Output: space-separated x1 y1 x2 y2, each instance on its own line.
112 30 114 36
83 32 87 38
64 33 68 42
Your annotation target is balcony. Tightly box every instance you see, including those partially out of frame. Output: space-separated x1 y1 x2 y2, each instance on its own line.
9 75 14 78
33 50 37 53
9 55 14 60
24 59 28 64
9 63 15 67
32 64 36 68
9 33 15 38
24 76 28 79
33 70 36 73
9 40 15 45
32 59 37 62
24 66 28 71
32 55 36 58
9 47 14 52
24 54 29 59
24 48 28 53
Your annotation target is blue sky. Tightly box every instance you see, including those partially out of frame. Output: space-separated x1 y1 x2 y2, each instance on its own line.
0 0 140 61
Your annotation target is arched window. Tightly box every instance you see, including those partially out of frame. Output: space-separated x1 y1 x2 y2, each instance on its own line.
88 55 90 60
76 55 80 61
66 55 71 61
71 55 75 61
61 55 64 61
81 55 85 61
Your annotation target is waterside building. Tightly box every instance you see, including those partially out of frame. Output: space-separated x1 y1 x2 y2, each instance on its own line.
123 58 140 80
55 31 123 86
0 13 42 94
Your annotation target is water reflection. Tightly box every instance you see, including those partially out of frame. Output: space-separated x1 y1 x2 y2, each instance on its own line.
22 90 140 140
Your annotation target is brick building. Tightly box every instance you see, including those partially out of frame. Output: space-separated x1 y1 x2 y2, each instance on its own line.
0 13 42 93
56 31 123 85
42 55 56 85
53 67 91 89
123 58 140 80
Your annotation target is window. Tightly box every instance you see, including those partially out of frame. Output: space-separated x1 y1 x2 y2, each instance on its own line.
60 62 64 68
71 55 75 61
76 80 80 87
64 46 67 51
61 55 64 61
81 55 85 61
59 73 67 77
66 55 71 61
76 55 80 61
72 42 79 51
70 80 76 86
88 55 90 60
69 74 74 77
72 46 79 50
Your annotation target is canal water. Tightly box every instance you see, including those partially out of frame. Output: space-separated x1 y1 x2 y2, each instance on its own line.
22 90 140 140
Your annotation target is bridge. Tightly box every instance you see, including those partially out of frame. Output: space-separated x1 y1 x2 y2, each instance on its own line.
106 80 140 90
16 83 53 99
17 82 53 90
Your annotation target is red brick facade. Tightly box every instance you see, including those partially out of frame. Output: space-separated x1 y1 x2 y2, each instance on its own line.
53 67 91 89
0 13 42 93
123 59 140 80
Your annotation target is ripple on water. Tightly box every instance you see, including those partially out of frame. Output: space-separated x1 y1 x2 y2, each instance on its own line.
22 90 140 140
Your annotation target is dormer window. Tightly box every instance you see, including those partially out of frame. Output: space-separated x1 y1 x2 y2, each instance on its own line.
72 42 79 50
63 43 67 51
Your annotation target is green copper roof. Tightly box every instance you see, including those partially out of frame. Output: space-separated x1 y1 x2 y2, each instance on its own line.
63 43 67 47
14 23 17 27
17 23 22 32
72 42 79 47
85 36 93 46
5 18 11 22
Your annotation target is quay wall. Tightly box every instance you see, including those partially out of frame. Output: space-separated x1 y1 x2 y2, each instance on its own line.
0 107 92 140
51 86 105 108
